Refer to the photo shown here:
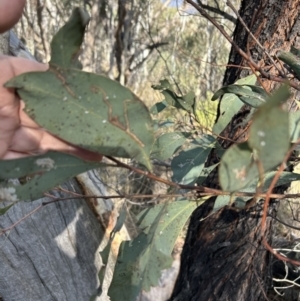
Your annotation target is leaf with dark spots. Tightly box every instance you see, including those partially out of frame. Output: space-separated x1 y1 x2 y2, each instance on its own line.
6 8 154 170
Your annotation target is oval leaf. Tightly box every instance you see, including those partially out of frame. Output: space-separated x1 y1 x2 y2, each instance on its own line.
151 132 191 160
0 151 103 201
108 200 197 301
248 86 290 171
219 142 257 191
171 135 215 185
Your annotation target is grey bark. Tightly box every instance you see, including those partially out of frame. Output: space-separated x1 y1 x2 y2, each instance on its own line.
0 179 103 301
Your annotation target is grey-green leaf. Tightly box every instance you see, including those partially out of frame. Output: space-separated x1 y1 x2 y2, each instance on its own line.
289 111 300 142
152 79 195 112
248 86 290 171
219 142 257 191
291 46 300 57
278 51 300 80
0 151 103 201
151 132 191 160
213 74 257 135
108 204 170 301
0 204 14 216
150 101 167 115
212 84 267 104
109 200 197 301
50 7 90 69
6 9 154 170
6 66 153 171
171 135 215 185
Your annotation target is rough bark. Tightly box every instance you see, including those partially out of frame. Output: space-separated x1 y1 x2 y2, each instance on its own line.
170 201 273 301
170 0 300 300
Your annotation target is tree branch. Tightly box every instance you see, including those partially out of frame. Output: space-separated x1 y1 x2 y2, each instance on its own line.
196 0 236 23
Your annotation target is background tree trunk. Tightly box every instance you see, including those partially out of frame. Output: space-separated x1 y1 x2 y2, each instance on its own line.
0 179 104 301
170 0 300 300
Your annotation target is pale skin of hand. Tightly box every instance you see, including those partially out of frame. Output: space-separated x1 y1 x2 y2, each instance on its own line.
0 0 103 161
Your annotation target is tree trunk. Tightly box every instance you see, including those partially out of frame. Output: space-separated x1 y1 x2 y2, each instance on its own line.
0 179 104 301
170 0 300 300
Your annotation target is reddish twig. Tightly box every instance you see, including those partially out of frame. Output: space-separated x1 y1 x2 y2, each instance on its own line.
261 139 300 265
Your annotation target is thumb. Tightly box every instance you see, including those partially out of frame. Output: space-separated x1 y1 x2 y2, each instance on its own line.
0 0 26 33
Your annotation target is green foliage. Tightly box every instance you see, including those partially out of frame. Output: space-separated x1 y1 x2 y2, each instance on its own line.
0 204 14 216
219 142 255 191
151 132 192 161
248 86 290 168
152 79 196 112
219 86 291 191
108 200 198 301
98 205 127 292
278 50 300 80
290 111 300 142
50 8 89 69
171 135 215 185
212 74 257 135
6 8 154 171
212 84 268 108
215 171 300 209
0 151 103 202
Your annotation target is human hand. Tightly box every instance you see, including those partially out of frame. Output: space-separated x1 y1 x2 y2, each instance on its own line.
0 0 103 161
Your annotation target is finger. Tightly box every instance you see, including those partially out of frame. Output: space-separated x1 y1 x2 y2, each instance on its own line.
10 125 103 161
0 0 26 33
19 103 40 128
10 125 71 154
0 56 47 109
2 150 30 160
0 56 47 157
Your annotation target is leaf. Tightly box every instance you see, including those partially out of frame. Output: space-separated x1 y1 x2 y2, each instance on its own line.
158 120 175 128
216 171 300 209
213 195 231 211
108 200 198 301
278 51 300 80
151 132 191 160
50 8 90 69
213 74 257 135
152 79 173 90
219 142 257 191
212 84 268 108
245 171 300 193
171 135 215 185
196 163 219 185
98 239 112 294
108 204 169 301
248 86 290 171
98 204 127 295
289 111 300 142
0 204 14 216
152 79 195 112
219 86 291 192
6 9 154 170
113 203 127 233
0 151 103 201
150 101 167 115
291 46 300 57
